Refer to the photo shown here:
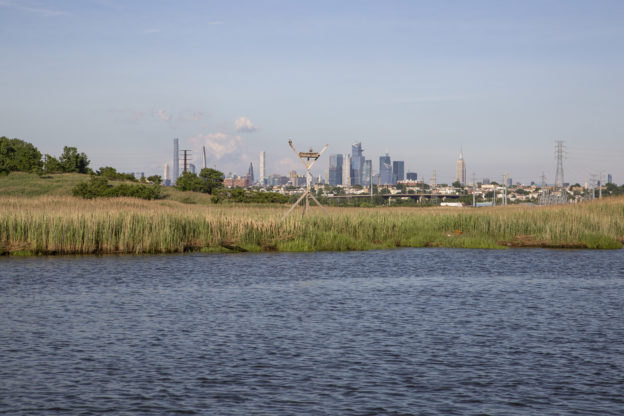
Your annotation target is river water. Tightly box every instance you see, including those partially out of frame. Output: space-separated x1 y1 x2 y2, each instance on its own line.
1 248 624 415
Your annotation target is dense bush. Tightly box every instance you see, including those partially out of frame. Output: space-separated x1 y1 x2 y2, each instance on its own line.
213 188 289 204
72 176 160 200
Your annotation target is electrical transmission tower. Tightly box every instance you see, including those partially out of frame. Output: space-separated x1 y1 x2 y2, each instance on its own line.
180 150 192 173
589 174 598 200
554 140 565 189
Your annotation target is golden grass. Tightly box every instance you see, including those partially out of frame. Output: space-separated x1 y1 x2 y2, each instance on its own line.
1 195 623 255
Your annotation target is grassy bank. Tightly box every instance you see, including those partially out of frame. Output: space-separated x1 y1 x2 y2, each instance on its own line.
1 195 623 255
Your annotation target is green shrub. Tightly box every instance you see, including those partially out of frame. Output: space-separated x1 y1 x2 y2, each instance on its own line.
72 176 160 200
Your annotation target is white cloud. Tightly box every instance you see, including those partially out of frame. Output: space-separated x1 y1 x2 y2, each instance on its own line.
0 0 69 16
156 109 170 121
234 116 258 133
188 132 242 160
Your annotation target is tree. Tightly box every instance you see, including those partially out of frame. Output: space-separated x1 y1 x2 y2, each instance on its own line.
44 155 64 173
147 175 162 185
452 181 462 188
0 136 43 174
97 166 120 179
59 146 90 173
198 168 224 194
175 172 206 192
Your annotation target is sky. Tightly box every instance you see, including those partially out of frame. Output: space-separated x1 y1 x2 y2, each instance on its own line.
1 0 623 185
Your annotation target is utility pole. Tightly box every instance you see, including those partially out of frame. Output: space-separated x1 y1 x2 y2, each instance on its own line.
503 173 509 206
541 172 547 188
181 150 192 173
369 165 373 202
202 146 207 169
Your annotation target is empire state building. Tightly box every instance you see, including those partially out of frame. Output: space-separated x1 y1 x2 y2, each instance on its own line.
455 148 466 186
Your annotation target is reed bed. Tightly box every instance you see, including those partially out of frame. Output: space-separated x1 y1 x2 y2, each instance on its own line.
1 195 623 255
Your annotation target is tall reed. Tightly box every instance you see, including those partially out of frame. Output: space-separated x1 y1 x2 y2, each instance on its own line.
1 196 623 255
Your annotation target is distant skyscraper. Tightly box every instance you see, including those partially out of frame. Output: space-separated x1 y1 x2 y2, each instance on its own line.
329 154 343 186
173 138 179 184
392 161 404 185
362 159 372 187
406 172 417 181
189 164 196 175
379 154 392 185
342 154 352 187
607 173 613 184
455 148 466 186
248 162 254 184
164 163 171 186
351 142 365 186
259 151 266 185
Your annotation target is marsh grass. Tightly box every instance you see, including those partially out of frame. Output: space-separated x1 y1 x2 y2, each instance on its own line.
1 195 623 255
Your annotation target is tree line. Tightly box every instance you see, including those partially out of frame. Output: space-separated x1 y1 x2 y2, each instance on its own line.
0 136 89 174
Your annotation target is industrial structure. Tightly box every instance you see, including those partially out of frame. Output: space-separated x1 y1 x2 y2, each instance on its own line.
555 140 565 188
281 140 328 220
172 138 179 184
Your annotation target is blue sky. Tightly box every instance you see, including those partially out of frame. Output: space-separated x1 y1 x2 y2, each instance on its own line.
1 0 623 184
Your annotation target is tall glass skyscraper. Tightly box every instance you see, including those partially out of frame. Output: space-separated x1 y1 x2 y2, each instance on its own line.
392 160 404 185
362 160 372 187
329 154 343 186
379 154 392 185
351 142 365 186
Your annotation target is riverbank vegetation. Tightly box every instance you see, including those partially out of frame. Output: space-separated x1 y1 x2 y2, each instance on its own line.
1 195 623 255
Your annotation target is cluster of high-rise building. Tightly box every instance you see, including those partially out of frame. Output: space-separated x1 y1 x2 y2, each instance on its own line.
328 142 410 187
163 138 472 189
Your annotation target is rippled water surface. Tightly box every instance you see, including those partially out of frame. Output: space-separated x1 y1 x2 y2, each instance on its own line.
2 248 624 415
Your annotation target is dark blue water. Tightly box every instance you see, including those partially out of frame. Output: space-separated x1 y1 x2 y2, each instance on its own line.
1 248 624 415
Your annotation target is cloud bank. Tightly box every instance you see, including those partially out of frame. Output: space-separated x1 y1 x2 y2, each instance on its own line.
188 132 242 160
234 116 258 133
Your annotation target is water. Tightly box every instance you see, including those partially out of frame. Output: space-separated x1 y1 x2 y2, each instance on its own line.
1 248 624 415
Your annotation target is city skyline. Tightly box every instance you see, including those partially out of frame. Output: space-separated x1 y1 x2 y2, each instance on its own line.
1 1 623 184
